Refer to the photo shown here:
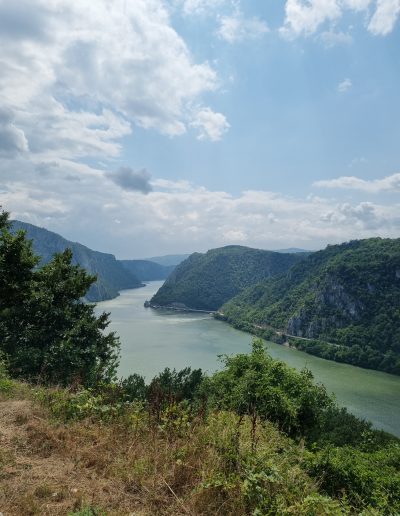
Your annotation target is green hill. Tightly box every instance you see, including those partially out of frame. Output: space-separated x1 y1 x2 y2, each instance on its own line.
11 221 142 302
146 254 190 266
119 259 174 281
221 238 400 374
150 245 306 311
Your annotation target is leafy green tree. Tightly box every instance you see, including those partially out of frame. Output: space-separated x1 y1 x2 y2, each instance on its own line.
0 209 120 387
209 339 334 438
147 366 204 418
121 373 147 402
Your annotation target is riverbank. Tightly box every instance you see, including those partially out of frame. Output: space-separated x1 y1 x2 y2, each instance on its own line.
145 300 216 314
215 312 400 377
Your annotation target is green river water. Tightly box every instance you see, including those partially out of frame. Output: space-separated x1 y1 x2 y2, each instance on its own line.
96 281 400 437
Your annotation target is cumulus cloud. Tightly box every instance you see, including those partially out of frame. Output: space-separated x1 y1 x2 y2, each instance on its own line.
338 78 352 92
321 202 386 230
217 9 269 43
280 0 342 38
281 0 400 38
0 0 227 163
368 0 400 35
314 172 400 192
0 107 29 158
191 108 230 141
106 167 153 194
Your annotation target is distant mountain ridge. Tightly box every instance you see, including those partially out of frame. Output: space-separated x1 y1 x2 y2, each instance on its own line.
120 260 174 281
11 221 143 302
146 254 190 267
274 248 312 254
221 238 400 374
150 245 305 311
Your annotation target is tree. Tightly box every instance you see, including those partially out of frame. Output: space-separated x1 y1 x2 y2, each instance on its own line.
209 339 334 438
0 209 120 387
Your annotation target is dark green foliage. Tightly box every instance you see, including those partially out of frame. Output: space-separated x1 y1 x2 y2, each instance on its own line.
120 373 148 402
207 339 400 513
305 444 400 513
222 238 400 374
209 339 335 439
151 245 305 311
119 259 174 281
148 366 204 417
289 337 400 375
0 211 120 387
11 220 142 301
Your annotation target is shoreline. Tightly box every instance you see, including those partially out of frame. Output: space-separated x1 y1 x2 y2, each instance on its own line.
145 301 216 314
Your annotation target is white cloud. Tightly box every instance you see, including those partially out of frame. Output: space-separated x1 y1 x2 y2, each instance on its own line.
178 0 227 16
321 201 386 230
338 78 352 92
314 172 400 192
368 0 400 35
280 0 342 38
319 29 353 46
281 0 400 38
343 0 373 11
0 0 227 161
191 108 230 141
0 107 29 158
217 9 269 43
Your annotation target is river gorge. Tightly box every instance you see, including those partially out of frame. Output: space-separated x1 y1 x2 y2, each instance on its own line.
97 281 400 437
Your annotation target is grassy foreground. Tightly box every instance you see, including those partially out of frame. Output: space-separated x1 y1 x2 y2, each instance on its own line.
0 384 344 515
1 345 400 516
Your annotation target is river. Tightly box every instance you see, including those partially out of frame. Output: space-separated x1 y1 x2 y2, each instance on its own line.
96 281 400 437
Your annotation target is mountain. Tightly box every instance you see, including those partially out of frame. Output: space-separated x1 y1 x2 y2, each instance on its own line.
221 238 400 374
11 221 142 302
274 248 313 254
146 254 190 267
119 260 174 281
150 245 305 311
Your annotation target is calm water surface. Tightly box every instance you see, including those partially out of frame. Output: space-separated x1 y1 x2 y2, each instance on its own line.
97 281 400 437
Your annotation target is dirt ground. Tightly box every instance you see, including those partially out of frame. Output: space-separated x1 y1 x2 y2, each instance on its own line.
0 398 157 515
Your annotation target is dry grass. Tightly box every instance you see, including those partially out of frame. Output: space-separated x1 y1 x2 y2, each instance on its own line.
0 387 335 515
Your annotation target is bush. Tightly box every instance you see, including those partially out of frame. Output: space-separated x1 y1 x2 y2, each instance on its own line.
305 445 400 513
209 339 334 439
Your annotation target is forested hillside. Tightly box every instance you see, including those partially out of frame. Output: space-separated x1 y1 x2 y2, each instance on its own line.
221 238 400 374
120 259 174 281
150 245 306 311
11 221 142 301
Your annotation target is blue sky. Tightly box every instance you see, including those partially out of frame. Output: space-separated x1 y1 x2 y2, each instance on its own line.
0 0 399 257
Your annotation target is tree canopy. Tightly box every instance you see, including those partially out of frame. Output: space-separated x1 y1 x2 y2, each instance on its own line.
0 209 120 387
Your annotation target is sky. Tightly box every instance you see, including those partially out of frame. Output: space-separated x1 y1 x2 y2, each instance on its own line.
0 0 399 258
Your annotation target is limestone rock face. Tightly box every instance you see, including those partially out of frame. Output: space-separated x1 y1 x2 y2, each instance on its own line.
287 275 364 338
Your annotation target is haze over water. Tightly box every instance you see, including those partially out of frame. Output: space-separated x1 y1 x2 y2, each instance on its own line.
97 281 400 437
